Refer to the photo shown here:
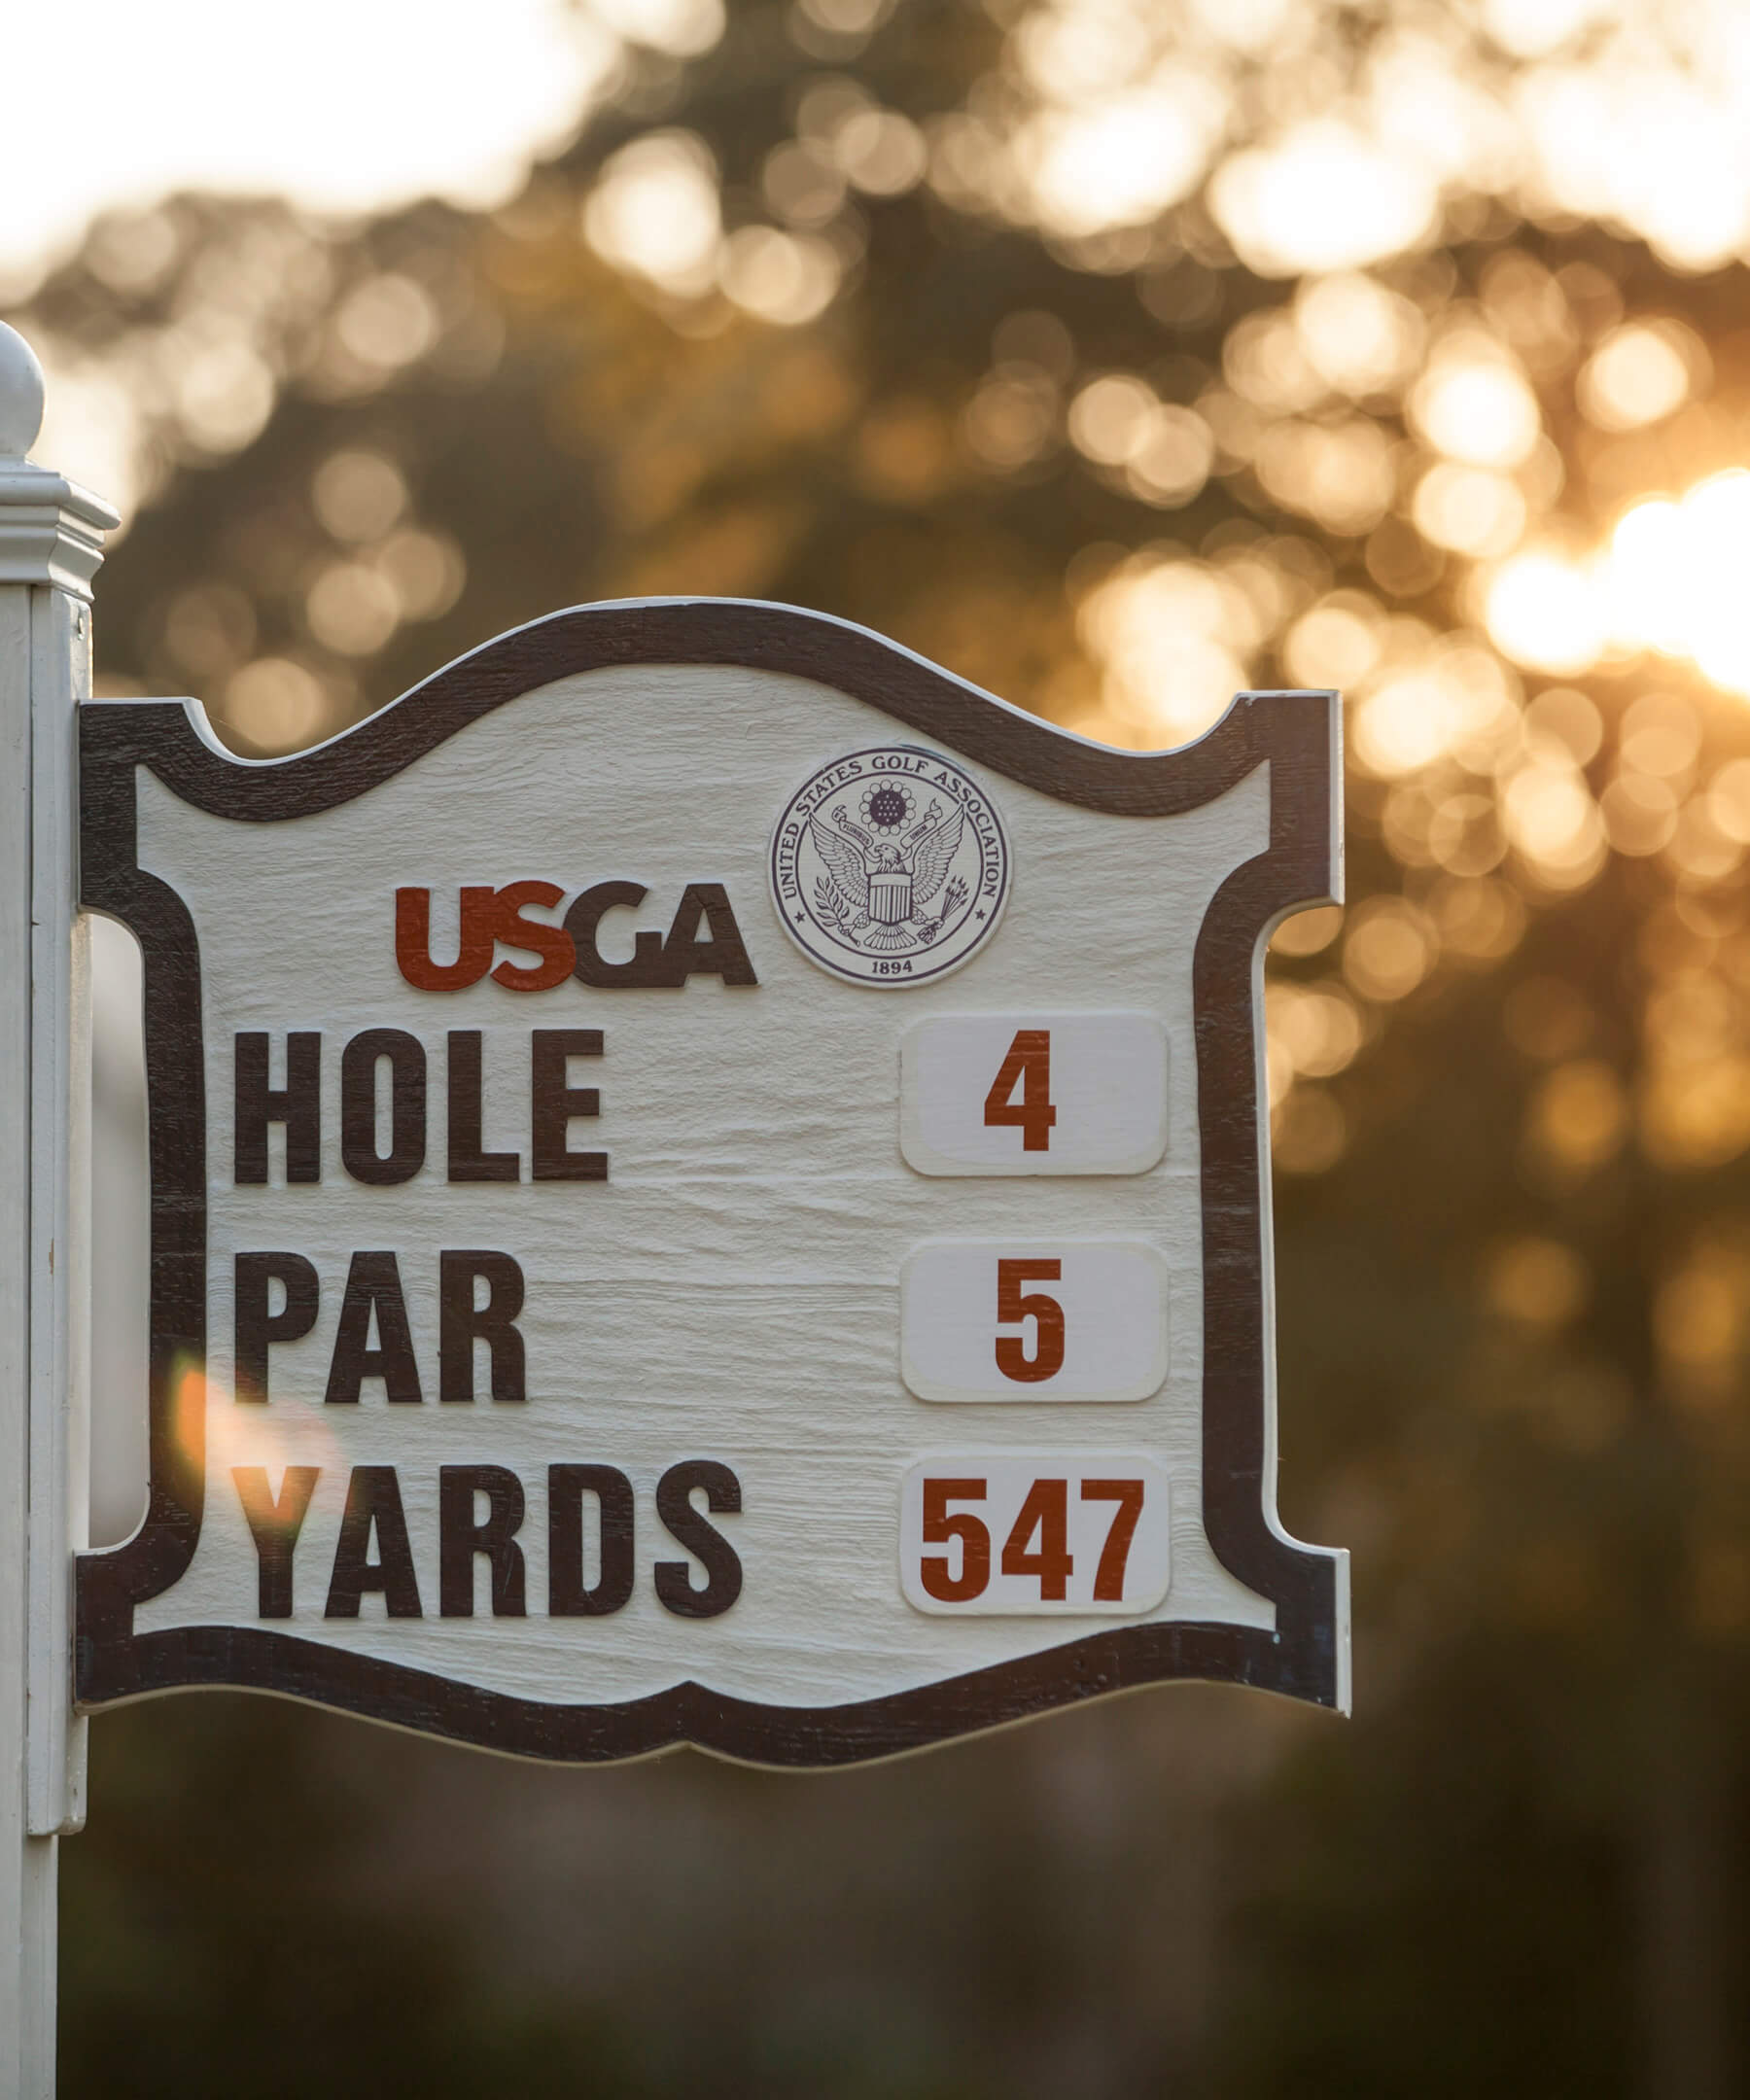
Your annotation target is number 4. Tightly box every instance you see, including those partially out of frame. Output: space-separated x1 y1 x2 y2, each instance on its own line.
1001 1479 1072 1599
983 1029 1057 1152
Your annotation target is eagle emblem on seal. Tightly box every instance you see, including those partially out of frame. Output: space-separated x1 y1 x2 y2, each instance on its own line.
770 746 1011 986
810 784 968 951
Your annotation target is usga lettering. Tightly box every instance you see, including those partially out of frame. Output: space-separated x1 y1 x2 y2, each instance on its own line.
397 880 758 992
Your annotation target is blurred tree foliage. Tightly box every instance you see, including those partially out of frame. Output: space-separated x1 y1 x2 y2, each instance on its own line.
17 0 1750 2092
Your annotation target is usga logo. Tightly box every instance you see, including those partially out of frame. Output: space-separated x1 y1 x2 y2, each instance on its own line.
395 882 758 992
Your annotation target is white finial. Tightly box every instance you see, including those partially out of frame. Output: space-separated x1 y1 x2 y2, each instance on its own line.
0 322 46 461
0 325 117 593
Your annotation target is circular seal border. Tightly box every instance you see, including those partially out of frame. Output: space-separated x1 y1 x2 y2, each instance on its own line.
768 744 1012 988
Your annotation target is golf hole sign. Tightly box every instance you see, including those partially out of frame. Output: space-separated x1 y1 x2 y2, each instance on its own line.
75 600 1348 1765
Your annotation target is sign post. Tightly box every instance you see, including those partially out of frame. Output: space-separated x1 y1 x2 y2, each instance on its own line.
0 322 117 2097
2 319 1347 2083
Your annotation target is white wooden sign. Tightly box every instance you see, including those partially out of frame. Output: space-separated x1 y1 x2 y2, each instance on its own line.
74 601 1349 1764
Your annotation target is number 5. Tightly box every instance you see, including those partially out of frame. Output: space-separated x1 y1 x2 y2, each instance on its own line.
919 1478 990 1602
995 1259 1065 1382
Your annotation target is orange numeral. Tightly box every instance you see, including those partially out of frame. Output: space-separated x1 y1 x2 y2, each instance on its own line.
920 1478 990 1602
995 1259 1065 1382
1000 1478 1073 1600
982 1029 1057 1152
1080 1479 1144 1601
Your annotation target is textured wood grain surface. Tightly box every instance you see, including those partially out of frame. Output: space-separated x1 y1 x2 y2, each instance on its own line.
75 600 1347 1764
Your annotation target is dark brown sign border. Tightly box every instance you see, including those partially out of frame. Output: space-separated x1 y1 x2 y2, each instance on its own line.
75 598 1344 1765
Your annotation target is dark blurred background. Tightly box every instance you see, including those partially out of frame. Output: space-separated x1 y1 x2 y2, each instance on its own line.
10 0 1750 2091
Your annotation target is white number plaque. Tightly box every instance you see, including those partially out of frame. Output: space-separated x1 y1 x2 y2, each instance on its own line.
899 1240 1168 1403
899 1457 1172 1615
898 1012 1169 1176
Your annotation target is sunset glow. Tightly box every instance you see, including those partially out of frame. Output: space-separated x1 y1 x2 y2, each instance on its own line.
1482 473 1750 699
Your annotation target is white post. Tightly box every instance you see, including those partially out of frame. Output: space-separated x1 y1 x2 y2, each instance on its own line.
0 320 116 2098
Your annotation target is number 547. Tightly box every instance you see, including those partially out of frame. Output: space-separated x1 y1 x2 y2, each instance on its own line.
899 1458 1171 1616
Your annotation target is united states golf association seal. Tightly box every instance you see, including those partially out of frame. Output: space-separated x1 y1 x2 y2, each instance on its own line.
769 746 1011 986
